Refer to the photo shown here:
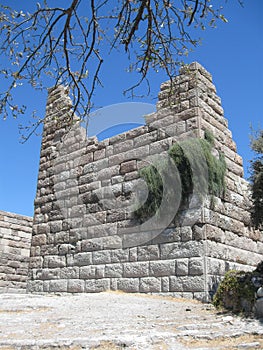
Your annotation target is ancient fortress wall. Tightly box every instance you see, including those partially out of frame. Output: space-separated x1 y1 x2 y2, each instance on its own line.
28 62 263 300
0 211 32 293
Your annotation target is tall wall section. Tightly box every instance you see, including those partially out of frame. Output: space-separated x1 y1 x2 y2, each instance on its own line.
28 62 263 300
0 210 32 293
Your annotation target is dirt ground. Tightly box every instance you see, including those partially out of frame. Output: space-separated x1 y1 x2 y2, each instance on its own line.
0 292 263 349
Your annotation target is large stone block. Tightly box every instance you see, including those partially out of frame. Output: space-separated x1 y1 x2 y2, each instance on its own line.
50 221 62 233
176 259 189 276
43 255 66 269
140 277 161 293
85 279 110 292
31 234 47 247
134 131 158 148
94 148 106 161
111 249 129 263
92 250 111 265
207 257 226 276
205 224 225 243
68 279 85 293
160 241 205 260
189 258 204 276
123 262 149 278
120 160 137 174
80 266 96 279
149 139 171 155
137 245 160 261
105 263 123 278
181 227 193 242
151 228 181 245
124 145 150 160
170 276 204 292
149 260 175 277
169 276 183 292
72 252 92 267
27 280 44 293
35 268 60 280
54 230 69 244
49 280 68 292
181 276 205 292
113 140 134 154
60 267 79 279
117 278 139 293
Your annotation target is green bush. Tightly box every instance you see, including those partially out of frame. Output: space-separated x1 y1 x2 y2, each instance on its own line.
135 130 226 221
135 163 163 221
213 270 257 315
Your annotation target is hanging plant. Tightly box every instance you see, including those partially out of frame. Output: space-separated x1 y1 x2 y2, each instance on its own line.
135 130 226 221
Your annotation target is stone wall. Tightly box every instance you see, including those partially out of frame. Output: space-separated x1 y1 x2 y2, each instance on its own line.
0 210 32 293
28 62 263 300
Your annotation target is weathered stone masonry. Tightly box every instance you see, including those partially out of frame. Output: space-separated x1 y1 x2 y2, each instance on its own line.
0 211 32 293
27 62 263 300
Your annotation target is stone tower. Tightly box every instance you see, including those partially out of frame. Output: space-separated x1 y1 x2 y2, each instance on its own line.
28 62 263 300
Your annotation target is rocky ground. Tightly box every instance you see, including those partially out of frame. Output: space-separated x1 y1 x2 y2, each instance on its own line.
0 292 263 350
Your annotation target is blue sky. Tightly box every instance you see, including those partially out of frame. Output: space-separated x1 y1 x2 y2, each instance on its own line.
0 0 262 217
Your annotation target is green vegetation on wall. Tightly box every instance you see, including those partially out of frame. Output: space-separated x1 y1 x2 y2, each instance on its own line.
199 131 226 198
136 164 163 221
250 129 263 229
135 130 226 221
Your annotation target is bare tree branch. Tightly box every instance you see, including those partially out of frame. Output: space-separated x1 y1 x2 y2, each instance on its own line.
0 0 236 139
